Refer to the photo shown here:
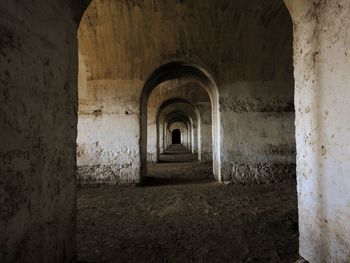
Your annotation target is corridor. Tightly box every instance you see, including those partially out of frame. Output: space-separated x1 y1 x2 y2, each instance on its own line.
3 1 350 262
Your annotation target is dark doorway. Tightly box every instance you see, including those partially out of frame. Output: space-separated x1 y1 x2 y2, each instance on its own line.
172 129 181 144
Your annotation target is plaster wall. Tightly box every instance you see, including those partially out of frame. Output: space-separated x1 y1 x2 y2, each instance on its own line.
197 103 213 162
0 1 83 261
77 77 142 186
147 123 158 162
220 81 295 183
286 1 350 261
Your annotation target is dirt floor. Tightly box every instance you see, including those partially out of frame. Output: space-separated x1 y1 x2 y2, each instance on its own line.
77 145 299 263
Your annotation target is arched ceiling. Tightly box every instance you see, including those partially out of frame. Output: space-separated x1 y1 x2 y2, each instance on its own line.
165 111 192 127
169 122 189 132
159 103 198 127
157 99 199 123
147 78 210 123
148 79 210 109
79 0 293 82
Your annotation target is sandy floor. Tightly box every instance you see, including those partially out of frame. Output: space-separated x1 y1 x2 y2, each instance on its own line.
77 145 299 262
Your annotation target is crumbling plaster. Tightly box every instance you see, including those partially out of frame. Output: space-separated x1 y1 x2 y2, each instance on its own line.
286 1 350 262
77 78 143 186
0 1 85 262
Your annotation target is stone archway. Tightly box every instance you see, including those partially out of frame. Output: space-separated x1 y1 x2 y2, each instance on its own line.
140 61 220 181
156 98 210 162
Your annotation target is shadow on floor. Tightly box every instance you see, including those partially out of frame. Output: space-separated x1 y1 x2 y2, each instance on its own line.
77 182 299 263
77 144 299 262
147 144 213 186
143 176 215 187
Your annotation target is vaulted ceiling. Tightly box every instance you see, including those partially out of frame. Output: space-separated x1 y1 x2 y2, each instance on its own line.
79 0 293 82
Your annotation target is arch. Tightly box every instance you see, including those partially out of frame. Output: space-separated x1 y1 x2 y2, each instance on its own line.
140 61 221 181
147 80 211 160
164 111 194 150
157 97 201 121
165 111 193 124
78 0 294 185
168 121 190 148
156 98 203 158
155 103 198 157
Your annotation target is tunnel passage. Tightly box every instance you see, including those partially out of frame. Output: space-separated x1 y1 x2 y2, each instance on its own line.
141 61 219 181
77 0 296 187
171 129 181 144
147 89 213 183
148 109 211 183
152 94 211 163
3 1 350 263
75 0 297 260
144 65 215 184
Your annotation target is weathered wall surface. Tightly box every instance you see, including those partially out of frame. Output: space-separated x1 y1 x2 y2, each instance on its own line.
220 81 295 183
287 0 350 262
217 4 295 183
78 0 295 184
197 103 213 162
0 1 82 262
77 77 142 186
